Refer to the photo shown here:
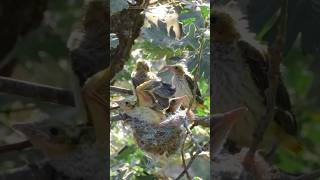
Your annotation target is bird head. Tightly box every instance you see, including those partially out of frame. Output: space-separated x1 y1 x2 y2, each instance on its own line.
135 60 151 73
212 10 240 44
13 121 91 157
114 98 136 113
167 95 188 113
159 64 189 77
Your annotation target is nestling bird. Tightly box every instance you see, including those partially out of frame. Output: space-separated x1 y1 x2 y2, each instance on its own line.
135 80 176 111
115 98 185 156
159 63 204 109
131 60 158 89
13 121 107 180
211 7 301 153
165 95 188 115
115 97 165 125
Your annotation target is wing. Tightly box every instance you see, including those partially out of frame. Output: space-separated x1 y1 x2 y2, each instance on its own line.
184 74 204 104
237 40 298 136
152 94 170 111
132 71 158 89
132 72 143 89
152 81 176 98
274 80 297 136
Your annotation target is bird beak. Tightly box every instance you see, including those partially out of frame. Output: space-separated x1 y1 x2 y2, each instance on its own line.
158 65 173 73
174 95 187 104
113 100 122 106
212 107 248 130
224 107 248 125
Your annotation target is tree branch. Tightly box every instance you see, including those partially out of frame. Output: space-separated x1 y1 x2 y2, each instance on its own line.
245 0 288 162
0 76 75 106
180 134 192 180
0 140 32 154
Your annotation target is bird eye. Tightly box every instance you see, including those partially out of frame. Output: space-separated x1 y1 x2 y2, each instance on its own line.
175 66 178 69
125 102 129 105
49 127 59 136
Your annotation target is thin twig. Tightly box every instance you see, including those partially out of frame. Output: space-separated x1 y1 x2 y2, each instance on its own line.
110 86 133 95
176 151 201 180
294 169 320 180
176 34 207 180
245 0 288 164
180 134 192 180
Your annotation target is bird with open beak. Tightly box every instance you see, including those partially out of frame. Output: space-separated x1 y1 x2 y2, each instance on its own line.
211 7 301 153
135 79 176 112
13 121 107 180
115 97 165 125
165 95 188 115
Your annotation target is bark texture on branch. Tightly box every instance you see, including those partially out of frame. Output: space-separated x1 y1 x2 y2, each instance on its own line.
110 86 133 95
0 76 75 106
0 141 32 154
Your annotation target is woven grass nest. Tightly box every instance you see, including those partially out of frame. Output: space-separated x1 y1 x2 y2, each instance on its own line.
125 112 187 156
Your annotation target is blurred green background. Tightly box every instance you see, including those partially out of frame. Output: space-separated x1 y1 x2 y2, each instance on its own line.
0 0 85 173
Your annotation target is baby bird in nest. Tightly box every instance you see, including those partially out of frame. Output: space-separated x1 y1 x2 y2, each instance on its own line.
116 97 186 156
131 60 158 89
115 97 165 125
135 79 176 111
165 95 188 115
13 121 107 180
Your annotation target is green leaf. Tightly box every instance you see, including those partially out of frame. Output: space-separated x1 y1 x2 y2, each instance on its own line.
200 6 209 19
181 17 197 25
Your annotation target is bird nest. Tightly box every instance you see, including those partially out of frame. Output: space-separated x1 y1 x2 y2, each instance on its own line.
125 112 186 156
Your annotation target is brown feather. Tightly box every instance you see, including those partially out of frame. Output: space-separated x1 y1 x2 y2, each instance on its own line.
238 40 297 136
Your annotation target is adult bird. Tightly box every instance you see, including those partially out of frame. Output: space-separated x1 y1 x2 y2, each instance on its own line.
159 63 204 109
159 63 204 122
13 121 107 180
211 8 301 153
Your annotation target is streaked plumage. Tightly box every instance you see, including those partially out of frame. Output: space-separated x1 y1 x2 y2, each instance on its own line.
160 64 204 109
212 9 300 152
